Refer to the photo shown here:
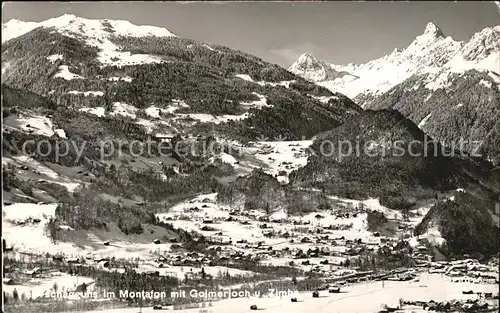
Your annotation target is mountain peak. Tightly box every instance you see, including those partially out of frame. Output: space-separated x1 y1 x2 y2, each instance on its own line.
423 22 444 38
2 14 176 44
296 52 318 62
56 13 77 20
290 53 324 72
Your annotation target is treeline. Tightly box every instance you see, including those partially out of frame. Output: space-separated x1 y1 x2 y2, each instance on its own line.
2 27 99 93
216 91 361 141
3 28 338 118
55 188 154 233
54 165 221 232
109 35 296 83
3 164 72 202
366 70 500 165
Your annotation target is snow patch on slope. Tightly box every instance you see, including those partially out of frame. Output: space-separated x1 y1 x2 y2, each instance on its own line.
3 113 56 137
54 128 67 138
241 93 270 108
79 107 106 117
250 140 312 184
235 74 254 82
46 54 63 63
479 79 492 88
107 76 133 82
418 113 432 128
109 102 138 119
54 65 84 80
68 90 104 96
176 112 249 124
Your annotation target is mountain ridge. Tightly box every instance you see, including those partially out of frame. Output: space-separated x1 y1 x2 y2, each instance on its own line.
2 16 499 308
2 13 177 44
290 22 500 164
289 22 500 99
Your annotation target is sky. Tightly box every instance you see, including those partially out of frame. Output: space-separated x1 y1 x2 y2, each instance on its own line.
2 1 500 67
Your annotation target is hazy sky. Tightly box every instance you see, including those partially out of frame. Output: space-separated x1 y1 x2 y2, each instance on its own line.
2 2 500 67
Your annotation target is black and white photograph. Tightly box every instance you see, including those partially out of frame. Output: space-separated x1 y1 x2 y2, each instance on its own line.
1 1 499 312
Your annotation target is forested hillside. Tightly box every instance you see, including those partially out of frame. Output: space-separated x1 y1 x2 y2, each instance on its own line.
364 70 500 165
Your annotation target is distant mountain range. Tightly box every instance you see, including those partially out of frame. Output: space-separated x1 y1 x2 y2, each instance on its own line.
290 22 500 164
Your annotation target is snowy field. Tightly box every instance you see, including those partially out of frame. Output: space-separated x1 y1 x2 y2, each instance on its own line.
2 155 83 192
3 111 57 137
78 273 498 313
3 271 95 300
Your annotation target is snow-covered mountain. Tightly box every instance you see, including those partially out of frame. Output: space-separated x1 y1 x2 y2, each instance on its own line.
2 14 176 68
2 13 176 43
2 15 499 312
289 22 500 102
3 14 362 139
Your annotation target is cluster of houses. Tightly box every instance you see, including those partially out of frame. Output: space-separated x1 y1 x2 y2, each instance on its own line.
404 298 496 312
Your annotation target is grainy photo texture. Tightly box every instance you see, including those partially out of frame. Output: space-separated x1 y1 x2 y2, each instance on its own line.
1 1 499 313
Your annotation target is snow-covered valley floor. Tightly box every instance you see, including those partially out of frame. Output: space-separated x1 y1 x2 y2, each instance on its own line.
77 273 498 313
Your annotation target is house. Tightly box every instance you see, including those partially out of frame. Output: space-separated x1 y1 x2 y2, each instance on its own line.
201 226 215 231
263 231 273 238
